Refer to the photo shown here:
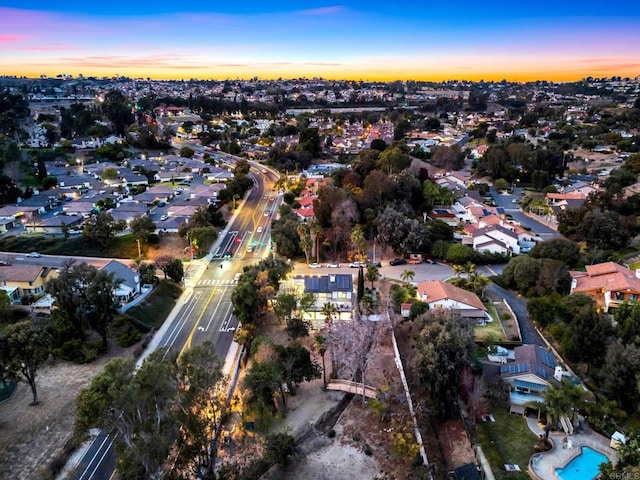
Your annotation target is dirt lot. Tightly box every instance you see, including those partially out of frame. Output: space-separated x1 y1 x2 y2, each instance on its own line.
0 345 133 480
0 235 183 480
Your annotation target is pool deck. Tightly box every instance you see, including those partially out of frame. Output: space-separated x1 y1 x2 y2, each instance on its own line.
527 421 617 480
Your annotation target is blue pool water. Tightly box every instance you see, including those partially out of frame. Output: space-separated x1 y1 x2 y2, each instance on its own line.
555 446 608 480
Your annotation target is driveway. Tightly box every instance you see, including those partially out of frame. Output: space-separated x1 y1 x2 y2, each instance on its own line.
485 282 543 345
490 186 560 239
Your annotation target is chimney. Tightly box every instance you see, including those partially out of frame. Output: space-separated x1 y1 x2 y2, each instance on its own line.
554 365 563 382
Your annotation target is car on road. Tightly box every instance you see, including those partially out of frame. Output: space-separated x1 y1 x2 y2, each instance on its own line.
223 252 232 259
424 258 436 264
27 252 41 258
327 262 340 268
246 246 253 253
233 273 241 282
261 169 267 173
160 214 168 221
256 226 264 233
349 261 366 268
309 262 322 268
389 258 407 266
263 211 269 216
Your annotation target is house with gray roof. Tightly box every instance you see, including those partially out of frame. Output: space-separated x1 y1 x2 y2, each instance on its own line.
99 260 140 304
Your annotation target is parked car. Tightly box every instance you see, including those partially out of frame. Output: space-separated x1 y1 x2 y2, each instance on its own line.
349 261 366 268
309 262 322 268
389 258 407 266
327 262 340 268
424 259 436 264
27 252 41 258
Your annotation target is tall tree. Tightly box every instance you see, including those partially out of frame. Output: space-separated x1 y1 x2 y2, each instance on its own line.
274 343 321 395
173 342 228 478
74 351 178 480
365 263 380 290
4 321 51 405
83 211 126 248
412 311 476 419
130 215 157 250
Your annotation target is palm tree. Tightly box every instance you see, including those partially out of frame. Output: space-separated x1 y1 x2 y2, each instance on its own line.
365 263 380 290
321 302 337 327
296 224 310 263
400 269 415 283
309 217 322 264
313 334 328 390
452 264 465 278
299 235 313 265
528 379 586 442
463 262 476 277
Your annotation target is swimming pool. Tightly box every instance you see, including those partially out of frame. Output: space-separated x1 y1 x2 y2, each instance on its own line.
555 446 608 480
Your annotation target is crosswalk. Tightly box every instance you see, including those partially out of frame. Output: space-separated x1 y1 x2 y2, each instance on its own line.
195 279 239 287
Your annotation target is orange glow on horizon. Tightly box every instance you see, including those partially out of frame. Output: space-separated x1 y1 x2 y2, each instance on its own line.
8 65 637 83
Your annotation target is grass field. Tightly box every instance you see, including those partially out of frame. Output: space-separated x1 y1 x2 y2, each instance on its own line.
475 303 507 343
475 407 538 479
126 280 183 329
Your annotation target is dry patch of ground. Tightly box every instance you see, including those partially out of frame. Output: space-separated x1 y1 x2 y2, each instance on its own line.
0 345 133 480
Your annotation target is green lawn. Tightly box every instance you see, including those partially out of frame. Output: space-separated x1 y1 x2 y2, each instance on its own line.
475 407 538 480
475 303 507 342
125 280 183 329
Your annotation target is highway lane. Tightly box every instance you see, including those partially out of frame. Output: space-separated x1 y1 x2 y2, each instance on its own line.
66 160 277 480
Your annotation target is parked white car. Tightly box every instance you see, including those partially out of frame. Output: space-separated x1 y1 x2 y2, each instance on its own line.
309 263 322 268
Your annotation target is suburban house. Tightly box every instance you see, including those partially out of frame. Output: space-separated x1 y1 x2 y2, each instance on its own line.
0 265 59 302
61 201 96 218
498 344 562 415
415 280 488 322
203 166 234 182
294 196 316 221
0 205 43 221
154 170 193 183
23 214 84 235
472 224 520 256
99 260 140 304
570 262 640 312
286 274 354 329
134 186 174 205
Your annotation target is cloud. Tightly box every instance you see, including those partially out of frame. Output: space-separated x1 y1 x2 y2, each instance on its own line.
0 35 25 42
298 6 346 16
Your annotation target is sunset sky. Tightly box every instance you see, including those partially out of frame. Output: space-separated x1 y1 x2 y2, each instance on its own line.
1 1 640 82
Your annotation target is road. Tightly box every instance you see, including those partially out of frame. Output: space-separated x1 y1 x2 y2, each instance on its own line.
489 186 560 240
65 159 278 480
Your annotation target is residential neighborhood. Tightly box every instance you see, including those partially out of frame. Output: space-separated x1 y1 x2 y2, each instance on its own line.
0 74 640 480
